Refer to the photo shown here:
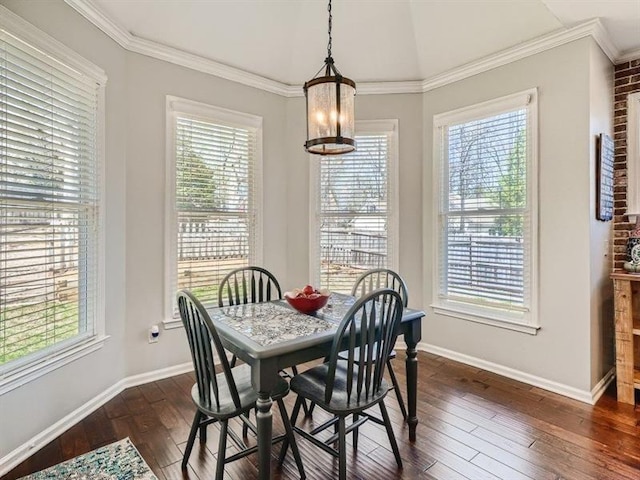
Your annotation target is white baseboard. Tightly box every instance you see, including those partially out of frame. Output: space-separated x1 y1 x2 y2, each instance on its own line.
590 367 616 404
396 340 614 405
0 362 194 477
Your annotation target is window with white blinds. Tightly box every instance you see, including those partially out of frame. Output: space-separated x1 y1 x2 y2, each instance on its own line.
311 121 398 294
433 90 538 332
0 21 104 375
166 98 261 320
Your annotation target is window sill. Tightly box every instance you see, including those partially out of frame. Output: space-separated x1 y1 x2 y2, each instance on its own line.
431 303 540 335
0 335 109 396
163 318 183 330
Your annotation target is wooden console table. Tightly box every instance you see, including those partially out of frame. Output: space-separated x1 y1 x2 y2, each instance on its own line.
611 272 640 404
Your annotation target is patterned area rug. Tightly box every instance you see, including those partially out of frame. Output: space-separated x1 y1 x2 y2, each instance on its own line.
19 438 157 480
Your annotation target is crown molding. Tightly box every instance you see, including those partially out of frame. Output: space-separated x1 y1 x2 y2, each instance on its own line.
65 0 130 48
64 0 628 97
421 18 618 93
617 47 640 64
128 35 293 97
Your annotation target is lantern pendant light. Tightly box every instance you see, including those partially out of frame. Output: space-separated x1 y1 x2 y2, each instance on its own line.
304 0 356 155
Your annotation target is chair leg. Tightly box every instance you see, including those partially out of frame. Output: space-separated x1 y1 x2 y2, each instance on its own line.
291 365 310 416
278 396 303 465
379 401 402 469
338 416 347 480
199 422 207 444
277 399 306 479
387 359 407 420
307 401 316 416
230 354 237 368
182 410 203 470
352 413 359 450
216 420 228 480
242 408 253 438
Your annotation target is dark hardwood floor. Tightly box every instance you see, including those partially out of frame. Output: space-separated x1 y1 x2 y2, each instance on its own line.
3 352 640 479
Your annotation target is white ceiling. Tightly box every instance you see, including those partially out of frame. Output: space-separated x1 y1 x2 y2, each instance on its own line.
86 0 640 86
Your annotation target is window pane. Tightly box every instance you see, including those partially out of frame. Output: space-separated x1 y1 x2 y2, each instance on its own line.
317 134 391 293
447 110 527 212
0 30 100 368
442 108 528 310
174 117 255 306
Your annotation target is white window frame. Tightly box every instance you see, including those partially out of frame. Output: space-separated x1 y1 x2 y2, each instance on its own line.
431 89 539 335
0 7 107 395
627 92 640 222
309 119 400 289
164 96 263 328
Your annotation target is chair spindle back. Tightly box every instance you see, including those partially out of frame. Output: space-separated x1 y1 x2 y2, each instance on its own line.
351 268 408 308
177 290 241 410
325 288 404 405
218 266 282 307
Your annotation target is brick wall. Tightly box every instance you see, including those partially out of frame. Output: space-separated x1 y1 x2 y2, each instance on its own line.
613 59 640 271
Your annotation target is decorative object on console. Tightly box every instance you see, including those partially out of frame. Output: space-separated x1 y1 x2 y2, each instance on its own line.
624 218 640 273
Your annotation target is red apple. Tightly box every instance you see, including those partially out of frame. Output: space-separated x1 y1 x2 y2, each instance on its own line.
302 284 314 295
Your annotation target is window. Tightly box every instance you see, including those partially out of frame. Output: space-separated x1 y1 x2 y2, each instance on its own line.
310 120 398 293
626 92 640 222
0 13 105 389
165 97 262 324
432 89 538 334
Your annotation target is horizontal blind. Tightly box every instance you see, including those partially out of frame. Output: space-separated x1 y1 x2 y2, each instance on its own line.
174 117 256 306
317 133 391 293
440 108 529 310
0 29 100 369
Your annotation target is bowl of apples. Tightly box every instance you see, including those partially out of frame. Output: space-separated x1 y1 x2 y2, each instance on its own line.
284 285 330 314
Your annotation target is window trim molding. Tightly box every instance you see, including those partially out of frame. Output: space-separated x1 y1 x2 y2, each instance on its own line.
0 10 108 391
164 96 263 328
430 88 539 334
309 119 400 288
626 92 640 221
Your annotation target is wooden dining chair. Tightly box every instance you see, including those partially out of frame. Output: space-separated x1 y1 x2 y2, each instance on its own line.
217 265 309 419
278 288 404 479
307 268 409 419
349 268 409 419
177 290 305 480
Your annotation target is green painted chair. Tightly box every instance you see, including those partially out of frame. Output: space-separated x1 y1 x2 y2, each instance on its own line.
217 265 309 418
279 288 404 479
308 268 409 419
177 290 305 480
348 268 409 419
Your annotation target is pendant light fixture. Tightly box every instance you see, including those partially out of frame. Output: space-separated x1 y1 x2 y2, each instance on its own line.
304 0 356 155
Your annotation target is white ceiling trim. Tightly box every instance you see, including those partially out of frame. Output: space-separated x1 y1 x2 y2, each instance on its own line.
618 47 640 64
64 0 627 99
421 19 617 93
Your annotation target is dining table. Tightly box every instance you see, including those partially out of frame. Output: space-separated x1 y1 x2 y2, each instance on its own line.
206 292 425 480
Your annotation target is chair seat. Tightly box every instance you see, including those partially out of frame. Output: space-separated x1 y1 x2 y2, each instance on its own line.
290 360 389 415
337 347 396 363
192 364 289 419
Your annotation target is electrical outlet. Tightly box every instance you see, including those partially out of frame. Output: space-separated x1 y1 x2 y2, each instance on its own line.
148 325 160 344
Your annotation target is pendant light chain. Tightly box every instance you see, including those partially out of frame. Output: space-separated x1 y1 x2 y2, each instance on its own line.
327 0 332 59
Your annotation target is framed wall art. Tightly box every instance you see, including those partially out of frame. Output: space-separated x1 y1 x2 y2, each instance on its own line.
596 133 614 221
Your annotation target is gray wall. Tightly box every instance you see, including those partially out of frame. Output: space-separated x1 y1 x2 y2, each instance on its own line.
0 0 615 463
421 38 609 393
0 0 128 457
588 39 615 388
123 52 288 376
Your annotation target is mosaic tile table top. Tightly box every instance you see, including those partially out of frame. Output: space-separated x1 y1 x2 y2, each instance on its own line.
209 293 357 347
19 438 156 480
